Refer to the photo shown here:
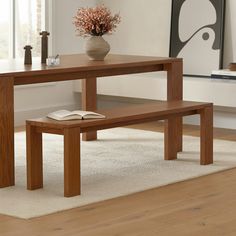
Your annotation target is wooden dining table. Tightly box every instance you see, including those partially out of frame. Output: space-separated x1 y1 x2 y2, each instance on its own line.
0 54 183 188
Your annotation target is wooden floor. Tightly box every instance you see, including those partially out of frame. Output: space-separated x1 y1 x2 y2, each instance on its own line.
1 122 236 236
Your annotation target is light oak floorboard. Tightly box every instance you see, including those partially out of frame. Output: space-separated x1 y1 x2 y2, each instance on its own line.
1 123 236 235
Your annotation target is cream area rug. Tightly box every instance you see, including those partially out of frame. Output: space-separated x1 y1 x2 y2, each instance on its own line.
1 128 236 219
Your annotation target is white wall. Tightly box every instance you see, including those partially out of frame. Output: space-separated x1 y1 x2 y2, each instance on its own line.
96 0 236 105
53 0 97 54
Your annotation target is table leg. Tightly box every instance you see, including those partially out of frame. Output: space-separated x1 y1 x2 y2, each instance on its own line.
81 78 97 141
165 61 183 154
0 77 14 188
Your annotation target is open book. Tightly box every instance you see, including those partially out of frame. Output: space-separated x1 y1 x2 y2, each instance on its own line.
47 110 105 121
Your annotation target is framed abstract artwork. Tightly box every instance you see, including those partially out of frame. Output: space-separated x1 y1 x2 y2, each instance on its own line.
169 0 226 77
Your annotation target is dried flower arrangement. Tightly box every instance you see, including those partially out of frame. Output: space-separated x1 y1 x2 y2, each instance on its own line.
73 5 121 37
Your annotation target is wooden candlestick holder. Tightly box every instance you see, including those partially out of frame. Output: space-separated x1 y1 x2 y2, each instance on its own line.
40 31 50 64
24 45 33 65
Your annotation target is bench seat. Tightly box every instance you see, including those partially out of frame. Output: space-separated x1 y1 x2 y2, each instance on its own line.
28 101 212 133
26 101 213 197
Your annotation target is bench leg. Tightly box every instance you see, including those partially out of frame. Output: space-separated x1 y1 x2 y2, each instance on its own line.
200 106 213 165
176 117 183 152
164 118 178 160
82 78 97 141
64 127 81 197
26 123 43 190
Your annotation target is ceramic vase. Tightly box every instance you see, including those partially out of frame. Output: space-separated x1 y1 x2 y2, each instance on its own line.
85 36 110 61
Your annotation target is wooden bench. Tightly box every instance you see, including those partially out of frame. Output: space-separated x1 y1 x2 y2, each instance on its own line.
26 101 213 197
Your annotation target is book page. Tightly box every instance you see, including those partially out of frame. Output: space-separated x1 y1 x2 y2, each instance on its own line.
72 110 105 118
47 110 105 121
47 110 82 121
48 110 72 118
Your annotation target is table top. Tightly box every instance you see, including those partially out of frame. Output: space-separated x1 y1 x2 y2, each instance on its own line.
0 54 181 78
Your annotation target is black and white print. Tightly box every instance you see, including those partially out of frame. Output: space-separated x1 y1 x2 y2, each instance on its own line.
170 0 225 77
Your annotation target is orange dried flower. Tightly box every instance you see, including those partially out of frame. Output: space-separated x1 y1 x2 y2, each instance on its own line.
73 5 121 37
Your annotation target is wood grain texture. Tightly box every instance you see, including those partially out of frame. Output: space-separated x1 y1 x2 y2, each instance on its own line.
81 78 97 141
165 61 183 153
64 127 81 197
13 64 165 86
26 122 43 190
0 54 180 79
200 106 213 165
164 117 177 160
26 125 81 197
1 168 236 235
0 77 14 188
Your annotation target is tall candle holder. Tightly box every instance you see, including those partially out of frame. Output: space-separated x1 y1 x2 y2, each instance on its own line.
40 31 50 64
